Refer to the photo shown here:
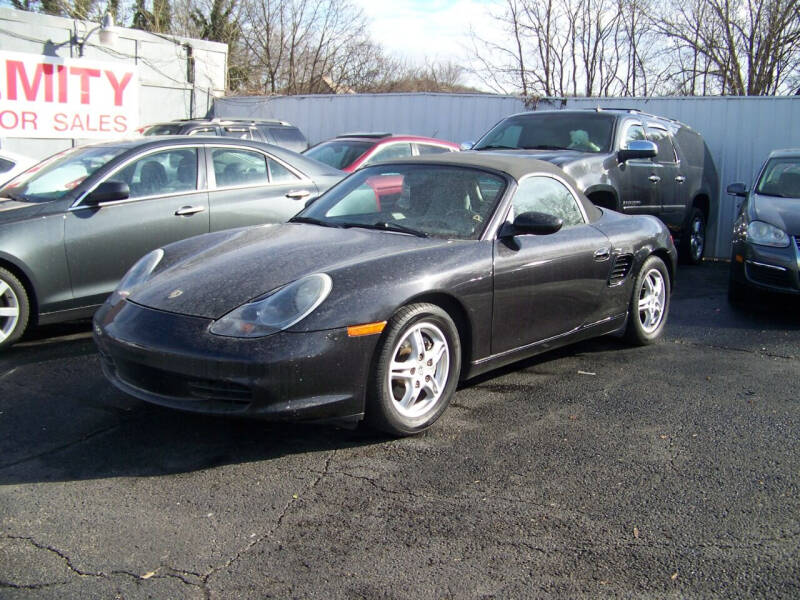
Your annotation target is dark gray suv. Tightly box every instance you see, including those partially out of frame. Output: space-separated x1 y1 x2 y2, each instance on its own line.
471 109 719 263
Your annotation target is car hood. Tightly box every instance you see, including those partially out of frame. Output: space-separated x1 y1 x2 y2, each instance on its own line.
474 148 600 168
129 223 451 319
752 194 800 234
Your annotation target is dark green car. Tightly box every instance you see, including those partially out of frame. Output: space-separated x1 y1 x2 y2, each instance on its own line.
0 137 343 350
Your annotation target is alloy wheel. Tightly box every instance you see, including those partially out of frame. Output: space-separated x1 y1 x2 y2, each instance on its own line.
387 321 450 419
637 268 666 333
0 279 20 344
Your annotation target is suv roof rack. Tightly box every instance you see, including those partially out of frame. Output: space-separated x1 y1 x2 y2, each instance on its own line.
337 132 393 139
211 117 291 126
597 107 681 124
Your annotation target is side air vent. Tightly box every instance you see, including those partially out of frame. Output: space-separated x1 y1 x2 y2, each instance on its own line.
608 254 633 286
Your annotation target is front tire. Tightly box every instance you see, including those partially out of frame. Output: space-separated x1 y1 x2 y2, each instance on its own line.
367 303 461 436
0 267 30 350
625 256 670 345
680 208 705 265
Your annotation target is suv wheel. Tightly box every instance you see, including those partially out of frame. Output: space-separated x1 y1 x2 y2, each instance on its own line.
680 208 705 265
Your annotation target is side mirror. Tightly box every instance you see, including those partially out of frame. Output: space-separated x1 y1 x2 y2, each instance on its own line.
84 181 130 205
460 141 475 151
501 211 563 237
617 140 657 163
726 182 748 197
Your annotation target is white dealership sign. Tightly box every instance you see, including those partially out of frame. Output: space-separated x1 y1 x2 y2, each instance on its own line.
0 51 139 139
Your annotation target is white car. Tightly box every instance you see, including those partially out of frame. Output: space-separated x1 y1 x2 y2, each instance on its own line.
0 150 36 187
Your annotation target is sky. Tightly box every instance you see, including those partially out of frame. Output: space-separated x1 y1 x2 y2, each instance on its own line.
353 0 504 88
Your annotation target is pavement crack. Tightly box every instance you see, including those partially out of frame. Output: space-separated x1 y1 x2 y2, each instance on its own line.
0 424 124 471
5 535 104 579
199 449 338 599
671 338 797 361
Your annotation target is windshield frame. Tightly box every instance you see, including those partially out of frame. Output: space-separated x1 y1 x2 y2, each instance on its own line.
294 163 510 241
0 145 129 204
755 156 800 199
473 112 616 154
303 139 374 170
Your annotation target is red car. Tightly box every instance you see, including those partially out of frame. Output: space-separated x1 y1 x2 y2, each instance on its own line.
303 133 459 172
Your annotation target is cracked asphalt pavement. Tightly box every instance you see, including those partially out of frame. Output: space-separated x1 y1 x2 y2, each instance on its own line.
1 261 798 599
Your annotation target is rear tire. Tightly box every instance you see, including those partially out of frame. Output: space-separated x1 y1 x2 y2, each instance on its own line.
625 256 670 345
366 303 461 436
0 267 30 351
680 208 705 265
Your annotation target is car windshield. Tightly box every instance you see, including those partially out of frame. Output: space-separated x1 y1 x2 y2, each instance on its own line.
143 124 184 136
473 112 615 154
755 157 800 199
294 164 507 240
0 146 127 203
304 140 373 170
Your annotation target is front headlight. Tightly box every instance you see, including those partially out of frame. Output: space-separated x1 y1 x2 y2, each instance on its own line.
746 221 790 247
108 248 164 306
209 273 332 338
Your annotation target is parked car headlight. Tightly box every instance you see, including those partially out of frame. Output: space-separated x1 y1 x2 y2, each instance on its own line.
108 249 164 306
746 221 790 247
210 273 332 338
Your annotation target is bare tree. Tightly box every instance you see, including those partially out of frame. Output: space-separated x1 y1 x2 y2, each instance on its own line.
655 0 800 95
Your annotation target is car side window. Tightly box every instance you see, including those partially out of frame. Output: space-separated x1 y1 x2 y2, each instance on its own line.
107 148 199 199
188 127 218 136
212 148 268 188
0 157 13 173
222 127 253 140
416 144 452 155
268 158 300 183
511 176 585 228
366 143 413 165
623 124 646 148
646 126 677 164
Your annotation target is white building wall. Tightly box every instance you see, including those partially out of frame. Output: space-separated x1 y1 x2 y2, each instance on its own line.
0 7 227 159
215 93 800 258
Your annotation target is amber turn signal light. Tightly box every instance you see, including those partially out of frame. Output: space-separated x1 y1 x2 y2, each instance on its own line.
347 321 387 337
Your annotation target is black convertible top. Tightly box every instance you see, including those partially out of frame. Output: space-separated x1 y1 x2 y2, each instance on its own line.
383 151 574 182
382 151 603 222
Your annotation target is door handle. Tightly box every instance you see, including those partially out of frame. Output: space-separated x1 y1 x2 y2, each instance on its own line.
174 205 205 216
648 175 661 183
286 190 312 200
593 248 611 261
675 175 686 184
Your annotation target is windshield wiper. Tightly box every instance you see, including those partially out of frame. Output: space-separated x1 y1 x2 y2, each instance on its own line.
0 191 27 202
474 143 518 151
289 216 342 228
344 221 428 238
522 144 569 150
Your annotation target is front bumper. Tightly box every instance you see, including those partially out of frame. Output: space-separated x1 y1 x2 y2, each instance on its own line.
730 237 800 295
93 300 379 421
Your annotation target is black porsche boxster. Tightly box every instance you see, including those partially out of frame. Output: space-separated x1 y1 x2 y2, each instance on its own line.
94 153 677 435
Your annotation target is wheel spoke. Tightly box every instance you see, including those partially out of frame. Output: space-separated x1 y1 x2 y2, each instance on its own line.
400 385 421 409
410 329 426 359
428 340 447 366
390 359 415 380
0 281 8 296
0 307 18 317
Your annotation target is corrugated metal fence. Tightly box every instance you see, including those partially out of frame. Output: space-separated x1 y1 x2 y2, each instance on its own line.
214 93 800 259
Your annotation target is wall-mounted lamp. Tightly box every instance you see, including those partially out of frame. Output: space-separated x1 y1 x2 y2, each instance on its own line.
72 14 118 57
